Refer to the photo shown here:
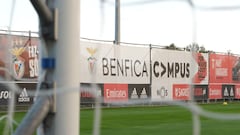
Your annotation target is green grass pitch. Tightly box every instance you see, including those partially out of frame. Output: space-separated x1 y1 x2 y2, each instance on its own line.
1 102 240 135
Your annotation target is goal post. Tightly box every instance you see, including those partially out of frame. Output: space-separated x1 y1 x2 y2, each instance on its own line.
51 0 80 134
14 0 81 134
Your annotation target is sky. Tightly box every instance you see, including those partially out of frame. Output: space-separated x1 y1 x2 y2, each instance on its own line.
1 0 240 54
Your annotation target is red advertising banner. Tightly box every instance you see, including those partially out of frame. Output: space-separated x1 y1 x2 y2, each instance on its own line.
235 84 240 99
0 34 39 80
104 83 128 103
208 84 222 99
209 53 240 83
193 53 208 84
209 54 230 83
172 84 190 100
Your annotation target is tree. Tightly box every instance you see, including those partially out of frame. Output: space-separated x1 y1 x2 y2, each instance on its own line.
185 42 209 53
165 43 181 51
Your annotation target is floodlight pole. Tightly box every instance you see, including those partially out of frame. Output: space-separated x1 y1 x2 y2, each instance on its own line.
115 0 120 45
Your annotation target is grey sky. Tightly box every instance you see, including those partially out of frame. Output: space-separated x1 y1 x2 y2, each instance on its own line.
1 0 240 54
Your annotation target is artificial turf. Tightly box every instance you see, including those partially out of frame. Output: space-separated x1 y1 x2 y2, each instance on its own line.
1 102 240 135
80 103 240 135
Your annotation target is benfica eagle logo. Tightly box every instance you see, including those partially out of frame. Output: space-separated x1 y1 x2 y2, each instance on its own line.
11 47 25 79
86 47 97 74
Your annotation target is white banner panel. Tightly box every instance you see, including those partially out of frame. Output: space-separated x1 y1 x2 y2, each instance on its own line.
80 42 150 84
151 49 209 101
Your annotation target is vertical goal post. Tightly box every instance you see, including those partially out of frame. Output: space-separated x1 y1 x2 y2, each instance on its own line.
14 0 80 135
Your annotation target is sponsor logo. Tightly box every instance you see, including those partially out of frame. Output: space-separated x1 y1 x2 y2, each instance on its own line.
153 61 190 78
102 58 148 77
13 60 25 79
131 88 138 99
106 89 127 98
11 47 26 79
173 84 190 100
209 89 221 96
130 87 148 99
156 86 168 98
208 85 222 99
86 47 97 74
223 87 234 97
18 88 30 102
194 88 207 96
175 88 189 97
104 84 128 102
0 91 12 99
140 88 147 98
81 90 102 98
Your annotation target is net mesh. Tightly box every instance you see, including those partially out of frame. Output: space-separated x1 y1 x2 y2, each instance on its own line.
1 0 240 135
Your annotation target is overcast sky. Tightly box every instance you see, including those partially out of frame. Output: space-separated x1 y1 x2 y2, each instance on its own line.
1 0 240 54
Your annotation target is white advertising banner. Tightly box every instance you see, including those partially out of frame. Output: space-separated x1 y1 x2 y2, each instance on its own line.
80 42 150 84
151 49 209 101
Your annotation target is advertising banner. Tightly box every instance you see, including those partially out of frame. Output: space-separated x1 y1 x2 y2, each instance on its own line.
208 84 222 99
0 83 15 105
172 84 190 100
235 84 240 99
79 42 150 84
0 34 39 80
128 84 151 100
193 53 209 84
151 48 209 101
193 85 208 101
0 82 36 105
80 83 103 104
209 53 240 83
103 83 128 103
222 84 235 99
80 83 151 104
173 84 208 101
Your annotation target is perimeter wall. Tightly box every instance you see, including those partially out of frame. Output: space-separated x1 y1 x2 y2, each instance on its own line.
0 34 239 106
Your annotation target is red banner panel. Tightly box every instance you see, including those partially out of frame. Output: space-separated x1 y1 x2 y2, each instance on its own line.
193 53 208 84
0 34 39 80
235 84 240 99
209 54 231 83
172 84 190 100
208 84 222 99
104 84 128 103
209 53 240 83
